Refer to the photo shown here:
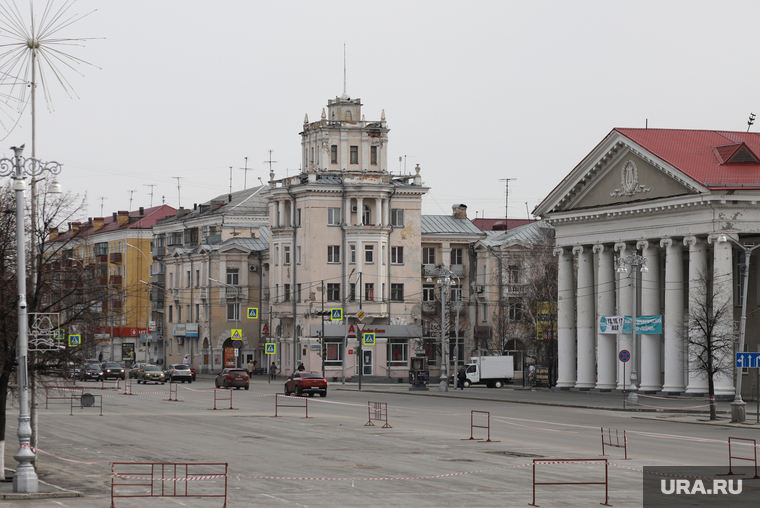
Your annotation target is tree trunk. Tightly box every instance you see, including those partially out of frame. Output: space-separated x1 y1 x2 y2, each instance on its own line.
0 368 9 478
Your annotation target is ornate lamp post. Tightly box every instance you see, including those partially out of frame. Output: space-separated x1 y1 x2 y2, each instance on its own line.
616 252 648 399
0 145 62 493
427 266 460 392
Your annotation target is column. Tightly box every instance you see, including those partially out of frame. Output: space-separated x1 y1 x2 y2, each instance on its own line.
290 199 295 227
614 242 632 390
555 247 576 388
661 238 685 393
574 246 595 389
375 197 382 226
345 196 351 226
595 244 616 390
710 234 736 396
278 200 285 228
384 197 390 226
357 197 364 225
684 236 708 394
638 240 662 392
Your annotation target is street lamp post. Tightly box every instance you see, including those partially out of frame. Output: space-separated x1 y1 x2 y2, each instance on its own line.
616 253 648 400
210 277 240 368
427 266 459 392
718 234 760 423
126 242 152 341
0 145 62 493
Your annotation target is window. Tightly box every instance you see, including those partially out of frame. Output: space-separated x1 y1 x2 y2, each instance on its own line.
169 305 173 323
363 205 371 225
325 339 343 365
508 265 521 284
328 207 341 226
177 306 182 322
331 145 338 164
350 245 356 264
226 268 239 286
423 285 435 301
327 283 340 301
422 339 438 365
296 209 302 227
389 339 407 366
284 246 291 265
195 303 200 322
391 209 404 227
423 247 435 265
195 269 200 287
509 302 523 322
275 246 279 265
297 283 302 302
297 246 301 265
349 283 356 302
186 305 191 321
371 145 377 165
327 245 341 263
451 286 463 302
365 283 375 301
450 248 463 265
284 284 291 302
391 246 404 264
350 145 358 164
482 303 488 322
275 284 279 302
95 242 108 256
227 303 240 321
186 270 191 288
391 283 404 301
365 245 374 263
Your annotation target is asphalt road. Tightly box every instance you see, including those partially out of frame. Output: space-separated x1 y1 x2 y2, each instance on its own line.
3 376 758 507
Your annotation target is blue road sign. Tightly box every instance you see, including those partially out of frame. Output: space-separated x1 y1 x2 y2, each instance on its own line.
247 307 259 319
265 343 276 354
69 334 81 347
736 352 760 369
330 308 343 321
619 350 630 363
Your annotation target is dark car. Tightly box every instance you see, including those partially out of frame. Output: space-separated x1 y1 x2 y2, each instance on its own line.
285 371 327 397
166 364 193 383
136 365 165 384
215 368 249 390
128 362 144 379
79 364 103 382
101 362 125 380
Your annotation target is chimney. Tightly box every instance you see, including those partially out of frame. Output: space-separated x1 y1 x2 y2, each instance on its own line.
117 210 130 227
93 217 105 231
176 207 190 218
452 204 468 219
112 212 118 222
49 227 58 240
70 222 81 233
193 203 197 210
139 206 144 216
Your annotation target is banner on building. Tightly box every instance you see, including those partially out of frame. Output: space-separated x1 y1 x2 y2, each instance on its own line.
536 301 557 340
599 315 662 334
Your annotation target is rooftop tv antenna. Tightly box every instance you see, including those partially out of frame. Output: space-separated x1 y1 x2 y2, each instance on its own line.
98 196 106 216
127 189 137 210
264 150 278 175
499 178 517 229
748 113 756 132
172 177 185 207
142 184 157 207
239 156 253 189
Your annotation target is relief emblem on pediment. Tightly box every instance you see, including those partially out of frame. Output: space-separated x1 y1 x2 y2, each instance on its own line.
610 160 651 197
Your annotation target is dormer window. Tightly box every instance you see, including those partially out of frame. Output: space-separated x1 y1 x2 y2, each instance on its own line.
714 143 760 164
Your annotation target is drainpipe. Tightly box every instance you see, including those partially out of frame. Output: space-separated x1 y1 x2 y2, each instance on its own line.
286 186 298 375
258 249 263 369
207 250 213 373
386 186 397 379
187 253 194 365
341 179 348 384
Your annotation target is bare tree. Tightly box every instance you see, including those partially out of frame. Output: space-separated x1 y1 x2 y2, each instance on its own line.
682 269 737 420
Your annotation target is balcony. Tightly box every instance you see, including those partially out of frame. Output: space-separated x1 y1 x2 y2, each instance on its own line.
506 283 525 295
97 277 108 286
109 253 122 263
422 264 437 277
225 286 240 299
152 246 165 258
109 276 122 286
102 300 122 311
198 288 207 300
152 272 165 284
95 254 108 264
422 301 437 314
450 264 465 277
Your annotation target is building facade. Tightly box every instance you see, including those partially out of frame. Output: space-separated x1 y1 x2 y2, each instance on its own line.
535 128 760 397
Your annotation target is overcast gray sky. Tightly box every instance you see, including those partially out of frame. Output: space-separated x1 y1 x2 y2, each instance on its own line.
2 0 759 222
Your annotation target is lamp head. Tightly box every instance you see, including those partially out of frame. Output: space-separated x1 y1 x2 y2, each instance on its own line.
718 233 728 243
48 179 62 194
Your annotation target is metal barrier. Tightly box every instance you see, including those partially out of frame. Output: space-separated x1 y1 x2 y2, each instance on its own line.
70 393 103 416
600 427 628 460
462 410 498 442
724 437 760 478
529 459 612 507
365 401 392 428
209 388 236 410
45 386 83 409
110 462 227 508
274 393 310 418
100 378 120 390
166 382 182 402
121 377 134 396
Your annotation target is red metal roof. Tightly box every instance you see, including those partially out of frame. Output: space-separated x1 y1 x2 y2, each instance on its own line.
55 204 177 241
615 128 760 189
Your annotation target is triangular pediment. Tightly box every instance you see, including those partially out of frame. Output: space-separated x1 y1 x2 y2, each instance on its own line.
534 130 708 216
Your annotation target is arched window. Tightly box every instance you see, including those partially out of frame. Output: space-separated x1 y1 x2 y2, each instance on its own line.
344 110 352 121
363 205 372 225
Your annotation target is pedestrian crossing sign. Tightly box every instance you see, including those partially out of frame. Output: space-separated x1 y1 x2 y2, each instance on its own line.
231 329 242 340
265 343 276 355
363 332 375 346
69 334 81 347
331 308 343 321
54 329 65 340
247 308 259 319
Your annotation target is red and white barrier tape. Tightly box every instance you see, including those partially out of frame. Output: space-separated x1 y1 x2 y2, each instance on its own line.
112 473 226 481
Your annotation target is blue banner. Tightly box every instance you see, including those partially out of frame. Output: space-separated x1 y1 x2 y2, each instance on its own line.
622 315 662 335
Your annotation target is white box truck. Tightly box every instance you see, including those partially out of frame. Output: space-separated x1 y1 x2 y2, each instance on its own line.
461 356 514 388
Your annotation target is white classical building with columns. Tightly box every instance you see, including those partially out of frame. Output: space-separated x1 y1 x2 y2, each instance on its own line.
535 128 760 397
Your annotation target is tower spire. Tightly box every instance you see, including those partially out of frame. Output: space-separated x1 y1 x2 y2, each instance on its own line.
341 43 348 100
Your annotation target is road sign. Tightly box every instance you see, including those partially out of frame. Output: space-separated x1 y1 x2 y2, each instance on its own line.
247 307 259 319
232 340 242 348
265 343 276 355
736 352 760 369
54 329 65 340
619 350 630 363
231 329 242 340
69 334 81 347
331 308 343 321
363 332 376 346
261 323 270 336
70 324 81 335
356 310 365 321
234 348 239 357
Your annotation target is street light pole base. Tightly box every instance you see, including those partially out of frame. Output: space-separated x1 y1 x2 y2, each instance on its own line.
731 400 746 423
438 378 448 392
12 463 38 493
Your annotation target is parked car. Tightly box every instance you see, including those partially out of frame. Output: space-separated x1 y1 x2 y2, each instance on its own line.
79 364 103 382
136 365 165 384
101 362 126 380
285 371 327 397
165 364 193 383
189 365 196 380
215 368 249 390
128 362 144 379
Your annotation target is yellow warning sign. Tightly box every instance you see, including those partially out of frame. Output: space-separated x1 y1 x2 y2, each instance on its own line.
231 329 242 340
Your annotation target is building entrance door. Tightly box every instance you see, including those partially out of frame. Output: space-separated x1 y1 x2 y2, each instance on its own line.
362 349 373 375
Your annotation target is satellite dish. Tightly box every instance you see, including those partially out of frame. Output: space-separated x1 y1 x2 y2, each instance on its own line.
81 393 94 408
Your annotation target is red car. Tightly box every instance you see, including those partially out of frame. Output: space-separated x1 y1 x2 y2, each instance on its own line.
285 371 327 397
215 368 249 390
